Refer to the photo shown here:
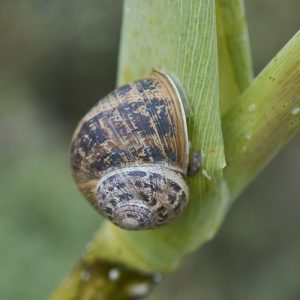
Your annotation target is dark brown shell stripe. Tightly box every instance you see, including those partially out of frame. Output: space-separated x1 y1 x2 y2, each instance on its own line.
70 71 189 205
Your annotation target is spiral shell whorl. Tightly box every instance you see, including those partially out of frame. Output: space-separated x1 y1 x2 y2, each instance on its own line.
96 166 188 230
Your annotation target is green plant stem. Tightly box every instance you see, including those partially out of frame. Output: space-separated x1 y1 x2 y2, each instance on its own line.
105 0 227 271
223 30 300 199
50 258 157 300
52 1 224 298
216 0 253 114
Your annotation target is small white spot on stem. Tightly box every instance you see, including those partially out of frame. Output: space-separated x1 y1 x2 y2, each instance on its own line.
108 268 120 281
245 132 252 140
81 271 91 282
292 107 300 115
248 103 256 112
202 170 212 180
129 283 150 297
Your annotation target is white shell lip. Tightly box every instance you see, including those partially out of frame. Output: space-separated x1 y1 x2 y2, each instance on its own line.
152 69 190 171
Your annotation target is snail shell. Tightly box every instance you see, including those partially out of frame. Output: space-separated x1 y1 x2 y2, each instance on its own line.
70 70 189 230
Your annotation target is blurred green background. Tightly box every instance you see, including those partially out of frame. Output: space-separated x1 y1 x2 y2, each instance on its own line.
0 1 299 299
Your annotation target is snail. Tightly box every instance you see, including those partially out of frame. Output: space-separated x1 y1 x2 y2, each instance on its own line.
70 70 200 230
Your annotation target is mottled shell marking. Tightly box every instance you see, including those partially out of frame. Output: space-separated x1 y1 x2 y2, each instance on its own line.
70 70 189 230
96 166 188 229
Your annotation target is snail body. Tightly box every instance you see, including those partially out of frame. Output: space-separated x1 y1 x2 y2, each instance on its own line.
70 70 189 230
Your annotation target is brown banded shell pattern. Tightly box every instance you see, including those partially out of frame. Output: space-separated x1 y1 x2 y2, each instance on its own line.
70 70 189 230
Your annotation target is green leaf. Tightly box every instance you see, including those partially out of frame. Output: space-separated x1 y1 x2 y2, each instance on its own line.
87 0 227 273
